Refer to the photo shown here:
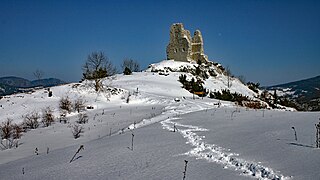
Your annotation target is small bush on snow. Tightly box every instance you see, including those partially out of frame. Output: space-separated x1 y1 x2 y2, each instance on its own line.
42 107 55 127
24 111 40 129
59 97 72 113
77 113 89 124
74 98 86 113
0 119 13 139
0 119 22 149
72 124 84 139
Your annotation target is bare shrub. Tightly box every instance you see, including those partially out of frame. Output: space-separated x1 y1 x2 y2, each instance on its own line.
24 112 40 129
0 119 21 149
42 107 55 127
59 97 72 113
1 119 13 139
12 124 23 139
77 113 89 124
72 124 84 139
74 98 86 113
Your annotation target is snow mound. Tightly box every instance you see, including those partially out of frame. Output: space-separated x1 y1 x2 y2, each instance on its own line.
146 60 197 72
145 60 257 99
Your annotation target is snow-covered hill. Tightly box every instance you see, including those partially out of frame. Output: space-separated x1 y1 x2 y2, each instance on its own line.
0 60 319 179
146 60 257 97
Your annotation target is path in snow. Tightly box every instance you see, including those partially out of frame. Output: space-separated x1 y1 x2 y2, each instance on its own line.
156 99 291 180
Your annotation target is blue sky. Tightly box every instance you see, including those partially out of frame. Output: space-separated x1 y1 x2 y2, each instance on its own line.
0 0 319 85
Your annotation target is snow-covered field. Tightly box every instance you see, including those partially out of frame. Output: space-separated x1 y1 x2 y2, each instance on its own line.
0 60 319 179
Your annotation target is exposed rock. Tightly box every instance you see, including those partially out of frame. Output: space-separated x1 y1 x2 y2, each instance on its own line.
166 23 208 63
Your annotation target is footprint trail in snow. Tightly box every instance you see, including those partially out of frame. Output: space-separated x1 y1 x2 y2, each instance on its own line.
124 94 290 179
161 108 290 180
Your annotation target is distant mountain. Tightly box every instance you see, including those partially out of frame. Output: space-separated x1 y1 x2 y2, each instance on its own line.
0 76 32 88
30 78 66 87
267 75 320 111
0 76 65 96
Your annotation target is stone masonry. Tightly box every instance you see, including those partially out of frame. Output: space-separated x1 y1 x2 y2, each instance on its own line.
166 23 208 63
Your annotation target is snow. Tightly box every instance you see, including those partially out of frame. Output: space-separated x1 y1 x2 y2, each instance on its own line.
0 60 319 179
272 88 295 97
146 59 197 72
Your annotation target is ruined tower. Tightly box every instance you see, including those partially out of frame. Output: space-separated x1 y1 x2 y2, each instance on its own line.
166 23 208 63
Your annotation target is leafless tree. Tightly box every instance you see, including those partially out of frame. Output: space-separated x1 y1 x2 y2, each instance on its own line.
33 69 44 80
121 58 140 72
224 66 232 88
82 51 117 91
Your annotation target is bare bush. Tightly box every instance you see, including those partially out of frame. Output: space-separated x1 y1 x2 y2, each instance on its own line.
74 98 86 113
0 119 21 150
72 124 84 139
12 124 23 139
24 112 40 129
59 97 72 113
42 107 55 127
77 113 89 124
1 119 13 139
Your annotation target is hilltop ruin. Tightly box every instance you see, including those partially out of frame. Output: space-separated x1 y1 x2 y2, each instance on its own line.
166 23 208 63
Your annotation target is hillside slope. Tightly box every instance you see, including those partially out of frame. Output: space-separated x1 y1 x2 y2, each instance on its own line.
1 60 317 179
267 75 320 111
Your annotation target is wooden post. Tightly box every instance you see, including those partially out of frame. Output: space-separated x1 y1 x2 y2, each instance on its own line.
182 160 188 180
131 133 134 151
291 127 297 141
315 120 320 148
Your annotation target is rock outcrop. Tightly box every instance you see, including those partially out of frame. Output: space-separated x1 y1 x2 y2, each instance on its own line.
166 23 208 63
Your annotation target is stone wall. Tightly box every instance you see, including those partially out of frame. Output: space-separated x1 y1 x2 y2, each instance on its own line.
166 23 208 63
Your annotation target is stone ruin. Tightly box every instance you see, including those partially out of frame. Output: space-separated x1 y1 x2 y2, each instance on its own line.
166 23 208 63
